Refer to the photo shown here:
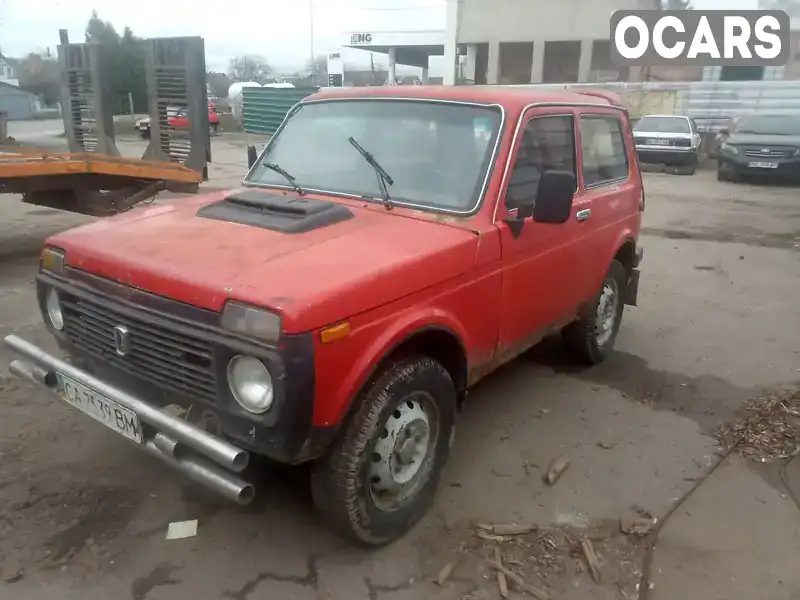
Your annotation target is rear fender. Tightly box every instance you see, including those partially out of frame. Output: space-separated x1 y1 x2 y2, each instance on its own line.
595 228 638 293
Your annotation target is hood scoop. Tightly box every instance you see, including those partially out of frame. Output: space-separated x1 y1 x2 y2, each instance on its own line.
197 189 353 234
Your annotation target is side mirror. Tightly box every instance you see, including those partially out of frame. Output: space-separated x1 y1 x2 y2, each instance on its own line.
532 170 575 224
247 144 258 169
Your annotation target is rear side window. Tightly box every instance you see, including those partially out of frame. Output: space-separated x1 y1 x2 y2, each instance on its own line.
506 114 576 207
580 115 629 188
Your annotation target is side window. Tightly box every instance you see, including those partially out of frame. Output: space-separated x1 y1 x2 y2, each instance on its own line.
580 115 629 188
690 119 699 133
506 115 576 207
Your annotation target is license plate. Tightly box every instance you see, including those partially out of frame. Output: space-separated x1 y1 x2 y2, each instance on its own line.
747 161 778 168
57 374 143 443
647 139 669 145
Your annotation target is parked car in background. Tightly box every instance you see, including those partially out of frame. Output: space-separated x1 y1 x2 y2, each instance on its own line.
717 114 800 183
136 103 220 139
633 115 702 174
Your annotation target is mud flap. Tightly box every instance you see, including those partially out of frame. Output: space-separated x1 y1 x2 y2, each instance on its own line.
624 269 640 306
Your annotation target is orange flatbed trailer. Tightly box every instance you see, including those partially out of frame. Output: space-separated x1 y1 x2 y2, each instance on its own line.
0 152 203 217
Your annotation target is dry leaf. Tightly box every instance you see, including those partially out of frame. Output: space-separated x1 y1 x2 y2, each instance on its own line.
487 561 553 600
476 530 509 542
597 441 617 449
580 537 602 583
545 454 571 485
620 518 653 537
492 524 535 536
435 559 458 585
495 546 509 599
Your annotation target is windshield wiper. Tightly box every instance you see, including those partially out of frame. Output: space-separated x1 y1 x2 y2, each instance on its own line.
347 136 393 206
262 162 305 195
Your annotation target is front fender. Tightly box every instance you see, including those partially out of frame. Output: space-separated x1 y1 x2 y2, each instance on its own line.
312 306 471 428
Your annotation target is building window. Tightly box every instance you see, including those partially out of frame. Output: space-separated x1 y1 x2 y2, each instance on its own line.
580 115 629 188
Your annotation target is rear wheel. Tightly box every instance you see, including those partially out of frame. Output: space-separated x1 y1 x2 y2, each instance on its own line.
311 356 456 546
563 260 626 364
209 123 219 137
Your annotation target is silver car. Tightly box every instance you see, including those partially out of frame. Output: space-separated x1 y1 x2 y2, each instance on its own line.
633 115 702 174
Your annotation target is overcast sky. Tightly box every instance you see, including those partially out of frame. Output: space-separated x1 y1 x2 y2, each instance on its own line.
0 0 759 74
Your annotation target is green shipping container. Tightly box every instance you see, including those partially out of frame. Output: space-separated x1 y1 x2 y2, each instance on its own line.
242 87 317 134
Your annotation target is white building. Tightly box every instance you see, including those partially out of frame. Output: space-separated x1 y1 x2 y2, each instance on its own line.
334 0 660 86
449 0 659 85
0 54 20 87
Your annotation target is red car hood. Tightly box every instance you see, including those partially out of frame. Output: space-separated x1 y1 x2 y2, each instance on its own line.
49 191 479 333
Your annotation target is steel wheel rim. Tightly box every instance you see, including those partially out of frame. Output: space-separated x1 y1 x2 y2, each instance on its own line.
368 391 440 512
594 279 619 347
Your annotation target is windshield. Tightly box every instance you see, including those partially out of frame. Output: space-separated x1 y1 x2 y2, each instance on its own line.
634 116 690 134
734 115 800 136
245 100 502 211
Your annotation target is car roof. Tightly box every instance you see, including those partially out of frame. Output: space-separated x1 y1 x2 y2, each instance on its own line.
639 114 689 119
306 85 625 113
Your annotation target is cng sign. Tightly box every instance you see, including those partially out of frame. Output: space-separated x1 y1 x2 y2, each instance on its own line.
350 33 372 45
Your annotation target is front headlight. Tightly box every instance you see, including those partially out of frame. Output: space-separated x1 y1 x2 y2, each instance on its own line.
41 246 65 275
720 142 738 155
221 301 281 343
45 287 64 331
227 355 274 414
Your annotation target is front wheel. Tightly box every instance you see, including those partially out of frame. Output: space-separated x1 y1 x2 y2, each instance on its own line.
717 163 739 183
562 260 627 364
311 357 456 546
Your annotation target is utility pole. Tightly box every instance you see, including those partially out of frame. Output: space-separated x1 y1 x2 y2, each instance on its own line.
309 0 315 65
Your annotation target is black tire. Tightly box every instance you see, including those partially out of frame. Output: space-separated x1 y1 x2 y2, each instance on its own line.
563 260 627 364
311 356 456 546
139 130 150 140
209 123 219 137
717 164 739 183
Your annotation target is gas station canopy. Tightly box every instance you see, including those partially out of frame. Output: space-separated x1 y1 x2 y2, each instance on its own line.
342 30 446 69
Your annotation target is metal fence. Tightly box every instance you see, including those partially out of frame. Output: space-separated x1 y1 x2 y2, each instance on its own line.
242 87 317 135
506 80 800 132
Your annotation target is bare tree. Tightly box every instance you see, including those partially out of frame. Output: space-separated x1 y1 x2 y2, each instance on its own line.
307 55 327 75
207 71 233 98
228 55 272 83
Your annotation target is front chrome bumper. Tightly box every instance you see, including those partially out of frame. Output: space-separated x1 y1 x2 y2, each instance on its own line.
4 334 254 505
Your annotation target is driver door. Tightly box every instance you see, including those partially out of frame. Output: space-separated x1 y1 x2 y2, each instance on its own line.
496 108 591 353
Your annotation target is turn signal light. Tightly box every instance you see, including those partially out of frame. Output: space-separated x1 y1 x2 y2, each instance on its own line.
41 247 65 275
320 321 351 344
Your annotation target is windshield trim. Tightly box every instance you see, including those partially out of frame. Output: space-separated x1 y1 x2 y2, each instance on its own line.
241 97 507 216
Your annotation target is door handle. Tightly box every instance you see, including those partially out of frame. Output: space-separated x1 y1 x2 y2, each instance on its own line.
576 209 591 221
